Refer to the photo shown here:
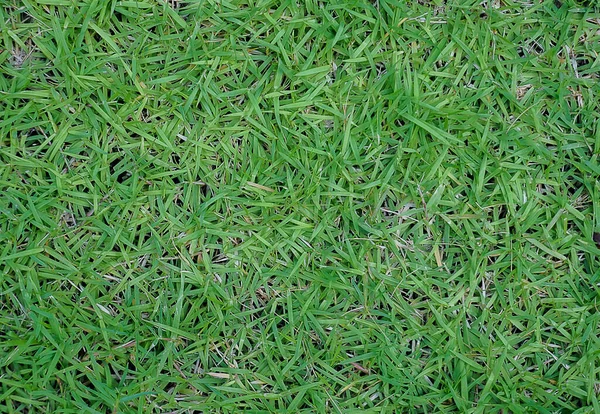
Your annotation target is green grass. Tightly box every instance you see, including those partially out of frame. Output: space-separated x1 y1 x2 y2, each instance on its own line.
1 0 600 412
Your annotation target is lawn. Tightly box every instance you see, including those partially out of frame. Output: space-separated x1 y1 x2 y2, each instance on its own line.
1 0 600 412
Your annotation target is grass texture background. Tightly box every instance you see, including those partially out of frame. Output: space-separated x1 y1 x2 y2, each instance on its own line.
1 0 600 412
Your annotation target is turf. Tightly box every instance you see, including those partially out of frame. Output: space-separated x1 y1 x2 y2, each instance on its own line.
1 0 600 412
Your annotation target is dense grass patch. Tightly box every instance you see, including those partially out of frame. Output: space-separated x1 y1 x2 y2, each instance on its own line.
1 0 600 412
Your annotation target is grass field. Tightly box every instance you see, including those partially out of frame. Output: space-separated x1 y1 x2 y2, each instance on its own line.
1 0 600 412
